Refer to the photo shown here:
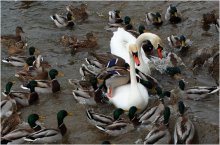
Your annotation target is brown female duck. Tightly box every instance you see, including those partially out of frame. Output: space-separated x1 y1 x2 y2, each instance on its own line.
66 3 89 22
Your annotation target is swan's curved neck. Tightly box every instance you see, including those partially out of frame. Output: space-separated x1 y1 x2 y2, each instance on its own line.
129 53 137 86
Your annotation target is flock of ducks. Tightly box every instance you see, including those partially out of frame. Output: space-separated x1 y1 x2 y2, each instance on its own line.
1 2 219 144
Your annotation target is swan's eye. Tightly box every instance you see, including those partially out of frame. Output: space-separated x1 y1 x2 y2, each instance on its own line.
132 52 138 57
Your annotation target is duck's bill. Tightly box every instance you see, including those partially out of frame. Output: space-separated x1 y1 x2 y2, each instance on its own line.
68 112 73 116
58 71 64 77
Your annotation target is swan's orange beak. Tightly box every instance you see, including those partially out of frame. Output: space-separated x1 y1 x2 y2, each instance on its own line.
157 45 163 59
107 86 112 98
133 52 140 66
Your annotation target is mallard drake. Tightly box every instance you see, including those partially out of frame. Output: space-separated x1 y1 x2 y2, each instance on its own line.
127 87 166 129
1 26 25 47
165 4 181 24
1 113 44 137
23 110 72 144
86 108 124 126
7 41 27 55
108 10 123 25
146 12 163 26
15 55 49 81
174 101 195 144
144 106 171 144
61 35 77 47
7 80 39 108
1 96 17 119
127 24 147 38
175 80 219 100
71 76 108 105
20 69 62 93
1 113 45 144
66 3 89 21
2 46 37 67
71 32 98 49
96 119 134 136
50 12 74 28
167 35 192 52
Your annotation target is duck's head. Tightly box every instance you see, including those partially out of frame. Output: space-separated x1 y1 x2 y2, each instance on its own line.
49 69 63 80
165 66 181 77
28 113 45 131
26 80 38 93
163 106 171 126
124 16 131 25
113 108 124 120
169 5 178 17
178 101 185 116
129 44 140 66
57 110 72 126
128 106 137 121
138 24 146 34
28 46 36 56
155 12 162 23
23 56 35 71
179 35 186 47
178 80 185 90
67 12 75 21
86 32 96 41
5 81 15 95
16 26 24 35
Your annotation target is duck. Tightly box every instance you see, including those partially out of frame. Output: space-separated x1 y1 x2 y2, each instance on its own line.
15 55 49 81
71 76 108 105
110 27 163 75
23 110 72 144
50 12 74 28
174 101 195 144
66 3 89 22
96 117 134 136
70 32 98 51
202 11 218 31
174 80 219 101
86 108 124 126
6 80 39 108
127 24 147 38
1 26 25 47
143 106 171 144
127 87 166 128
1 96 17 119
106 44 149 111
1 113 44 137
165 4 181 24
108 10 123 26
61 35 77 47
167 35 192 52
20 69 62 93
145 12 163 26
1 113 21 136
86 51 127 69
2 46 37 67
150 52 185 74
1 113 45 144
7 41 27 55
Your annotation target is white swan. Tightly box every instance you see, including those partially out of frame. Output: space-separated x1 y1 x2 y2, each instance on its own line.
107 44 149 111
110 28 162 75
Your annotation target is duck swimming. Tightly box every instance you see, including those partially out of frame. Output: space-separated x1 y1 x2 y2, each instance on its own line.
165 4 181 24
50 12 74 28
146 12 163 26
66 3 89 22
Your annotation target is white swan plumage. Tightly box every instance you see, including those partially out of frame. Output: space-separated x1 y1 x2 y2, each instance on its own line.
107 44 149 111
110 28 162 75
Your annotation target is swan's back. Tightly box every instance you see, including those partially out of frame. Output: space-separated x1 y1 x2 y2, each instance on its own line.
110 83 149 111
110 28 136 63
